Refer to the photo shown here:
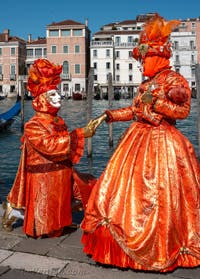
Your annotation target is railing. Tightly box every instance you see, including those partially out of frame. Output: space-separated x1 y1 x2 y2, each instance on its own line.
91 41 137 48
10 74 16 81
61 74 71 80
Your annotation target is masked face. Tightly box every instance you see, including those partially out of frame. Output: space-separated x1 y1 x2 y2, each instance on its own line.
46 90 61 108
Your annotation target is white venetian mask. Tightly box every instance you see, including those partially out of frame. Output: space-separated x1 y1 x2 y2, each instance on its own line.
46 90 61 108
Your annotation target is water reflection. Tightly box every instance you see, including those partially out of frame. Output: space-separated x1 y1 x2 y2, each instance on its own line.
0 98 199 201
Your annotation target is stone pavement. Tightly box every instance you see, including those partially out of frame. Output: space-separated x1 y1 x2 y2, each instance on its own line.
0 204 200 279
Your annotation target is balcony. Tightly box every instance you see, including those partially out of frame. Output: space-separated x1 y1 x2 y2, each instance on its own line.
61 74 71 80
91 41 113 47
10 74 16 81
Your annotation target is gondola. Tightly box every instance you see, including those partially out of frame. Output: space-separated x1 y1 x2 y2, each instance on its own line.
0 100 21 131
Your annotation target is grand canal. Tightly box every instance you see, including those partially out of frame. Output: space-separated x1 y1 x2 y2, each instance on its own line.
0 97 199 202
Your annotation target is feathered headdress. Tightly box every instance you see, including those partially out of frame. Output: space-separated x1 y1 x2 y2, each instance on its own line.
133 14 180 61
27 59 62 98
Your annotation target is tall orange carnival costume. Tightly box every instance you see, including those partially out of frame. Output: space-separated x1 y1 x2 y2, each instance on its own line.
2 59 95 238
81 14 200 272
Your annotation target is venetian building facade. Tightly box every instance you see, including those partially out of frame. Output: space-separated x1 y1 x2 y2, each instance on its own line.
0 14 200 98
91 13 199 98
45 19 90 98
0 29 26 97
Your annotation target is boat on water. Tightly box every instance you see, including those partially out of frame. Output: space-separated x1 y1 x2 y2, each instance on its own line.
72 91 86 100
0 100 21 131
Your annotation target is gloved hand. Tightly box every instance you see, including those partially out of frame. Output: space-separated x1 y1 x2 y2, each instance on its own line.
83 113 107 138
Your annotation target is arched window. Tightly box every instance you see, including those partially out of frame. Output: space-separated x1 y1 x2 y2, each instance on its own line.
63 61 69 74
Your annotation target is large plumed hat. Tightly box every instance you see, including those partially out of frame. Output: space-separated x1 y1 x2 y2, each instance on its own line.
133 14 180 61
27 58 62 98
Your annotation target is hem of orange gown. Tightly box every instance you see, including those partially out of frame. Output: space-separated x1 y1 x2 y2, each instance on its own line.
81 225 200 273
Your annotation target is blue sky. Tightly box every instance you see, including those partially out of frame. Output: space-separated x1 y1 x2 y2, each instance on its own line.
1 0 200 40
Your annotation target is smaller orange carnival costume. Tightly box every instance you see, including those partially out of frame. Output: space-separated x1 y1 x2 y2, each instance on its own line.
81 14 200 272
3 59 95 238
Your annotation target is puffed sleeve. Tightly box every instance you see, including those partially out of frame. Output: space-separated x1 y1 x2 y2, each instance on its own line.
153 72 191 120
105 106 134 123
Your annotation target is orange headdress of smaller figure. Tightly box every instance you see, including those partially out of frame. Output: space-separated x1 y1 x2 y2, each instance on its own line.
27 58 62 98
133 14 180 61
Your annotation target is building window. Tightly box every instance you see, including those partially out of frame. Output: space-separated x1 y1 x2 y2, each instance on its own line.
73 29 82 36
75 64 80 74
115 36 121 45
128 36 133 43
26 49 33 57
63 61 69 74
11 47 15 56
116 63 120 70
51 46 57 53
75 83 81 91
0 65 2 74
75 45 80 53
93 62 97 69
115 51 120 58
94 75 97 81
93 49 97 57
0 48 2 55
61 29 70 36
63 45 69 53
191 54 195 63
129 63 133 70
129 51 132 58
116 75 120 81
44 48 47 56
191 81 196 87
106 49 110 57
49 30 59 37
129 75 133 81
175 55 180 63
10 85 15 92
35 48 42 57
63 83 69 91
190 41 195 50
11 64 16 75
106 62 110 69
192 22 196 28
174 41 179 50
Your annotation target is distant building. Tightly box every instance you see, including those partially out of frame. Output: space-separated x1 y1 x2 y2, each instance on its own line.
0 29 26 97
91 13 199 97
0 14 200 98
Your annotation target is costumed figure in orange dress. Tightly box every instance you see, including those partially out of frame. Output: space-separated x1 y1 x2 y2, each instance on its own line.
81 14 200 272
2 58 96 238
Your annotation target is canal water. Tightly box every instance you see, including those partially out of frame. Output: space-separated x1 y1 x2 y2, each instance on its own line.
0 97 199 202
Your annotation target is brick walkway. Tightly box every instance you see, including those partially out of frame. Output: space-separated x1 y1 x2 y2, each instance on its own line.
0 204 199 279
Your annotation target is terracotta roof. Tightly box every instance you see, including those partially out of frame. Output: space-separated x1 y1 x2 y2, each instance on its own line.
0 33 25 43
27 38 46 45
47 19 84 27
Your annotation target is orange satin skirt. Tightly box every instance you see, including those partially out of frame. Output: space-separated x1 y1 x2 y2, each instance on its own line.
81 120 200 272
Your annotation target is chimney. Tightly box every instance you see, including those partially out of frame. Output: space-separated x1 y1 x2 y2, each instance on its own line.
85 18 88 27
4 29 10 42
28 34 32 42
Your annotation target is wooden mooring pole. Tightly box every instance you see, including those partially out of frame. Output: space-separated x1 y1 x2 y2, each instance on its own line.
18 76 25 131
195 64 200 159
108 73 114 147
86 68 94 157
